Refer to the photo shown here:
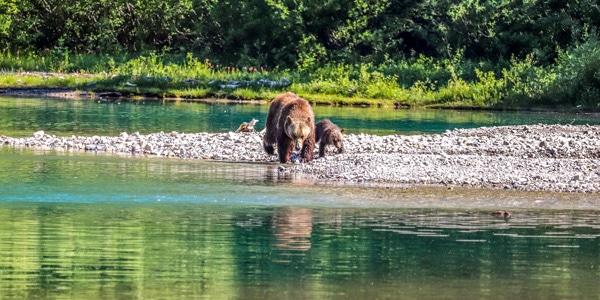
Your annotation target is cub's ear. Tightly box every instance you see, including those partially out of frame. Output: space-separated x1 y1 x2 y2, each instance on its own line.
340 129 345 134
287 115 293 123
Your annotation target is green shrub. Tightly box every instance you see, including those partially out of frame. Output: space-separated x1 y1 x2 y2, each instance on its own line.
546 39 600 108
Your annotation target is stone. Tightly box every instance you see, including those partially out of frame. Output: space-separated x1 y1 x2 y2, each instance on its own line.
1 124 599 193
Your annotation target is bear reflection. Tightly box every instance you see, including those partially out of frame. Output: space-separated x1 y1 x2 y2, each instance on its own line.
273 207 313 251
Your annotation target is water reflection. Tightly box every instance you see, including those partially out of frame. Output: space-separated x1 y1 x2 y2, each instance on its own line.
1 204 599 299
3 124 600 298
273 207 313 252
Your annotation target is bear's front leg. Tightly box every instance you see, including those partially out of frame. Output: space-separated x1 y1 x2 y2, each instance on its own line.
263 142 275 155
301 137 315 162
319 140 327 158
278 138 295 163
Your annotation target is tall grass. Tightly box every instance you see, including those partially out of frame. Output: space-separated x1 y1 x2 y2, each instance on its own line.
0 42 598 111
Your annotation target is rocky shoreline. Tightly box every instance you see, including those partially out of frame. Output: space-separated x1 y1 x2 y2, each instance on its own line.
2 124 599 193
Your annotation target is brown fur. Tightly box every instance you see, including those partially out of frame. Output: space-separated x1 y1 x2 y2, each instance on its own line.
315 119 345 157
263 92 315 163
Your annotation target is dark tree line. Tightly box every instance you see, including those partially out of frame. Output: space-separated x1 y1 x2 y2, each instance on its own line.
1 0 599 68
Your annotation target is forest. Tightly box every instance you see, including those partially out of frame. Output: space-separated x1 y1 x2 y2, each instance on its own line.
0 0 599 109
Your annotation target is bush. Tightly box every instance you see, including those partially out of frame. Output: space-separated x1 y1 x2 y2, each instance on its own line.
545 39 600 108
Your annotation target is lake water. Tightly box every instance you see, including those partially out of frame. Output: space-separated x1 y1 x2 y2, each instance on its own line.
2 96 600 299
2 96 599 137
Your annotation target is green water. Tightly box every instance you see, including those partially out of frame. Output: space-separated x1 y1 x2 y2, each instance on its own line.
2 201 600 299
2 96 599 137
2 97 600 299
2 148 600 299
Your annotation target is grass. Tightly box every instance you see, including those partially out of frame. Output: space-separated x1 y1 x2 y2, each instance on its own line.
0 47 598 111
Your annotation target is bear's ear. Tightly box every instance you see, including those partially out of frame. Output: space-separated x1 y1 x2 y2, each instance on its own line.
287 115 293 123
340 129 345 134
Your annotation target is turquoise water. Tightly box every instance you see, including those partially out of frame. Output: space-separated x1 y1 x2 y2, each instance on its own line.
2 97 600 299
2 96 599 137
2 148 600 299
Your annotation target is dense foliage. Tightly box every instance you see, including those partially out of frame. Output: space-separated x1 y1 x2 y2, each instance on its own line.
2 0 598 68
0 0 599 109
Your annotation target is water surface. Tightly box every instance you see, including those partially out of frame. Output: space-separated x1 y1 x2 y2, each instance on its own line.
2 97 600 299
2 96 599 137
2 148 600 299
2 202 600 299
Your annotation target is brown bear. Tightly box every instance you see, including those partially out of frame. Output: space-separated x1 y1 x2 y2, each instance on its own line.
315 119 345 157
263 92 315 163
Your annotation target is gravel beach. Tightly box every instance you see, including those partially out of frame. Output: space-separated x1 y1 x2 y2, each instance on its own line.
2 124 599 193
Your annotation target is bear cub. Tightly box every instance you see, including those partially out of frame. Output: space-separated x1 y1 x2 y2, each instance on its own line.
315 119 345 157
263 92 316 163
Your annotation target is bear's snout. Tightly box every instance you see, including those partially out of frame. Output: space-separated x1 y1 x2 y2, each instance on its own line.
334 139 343 150
294 139 304 151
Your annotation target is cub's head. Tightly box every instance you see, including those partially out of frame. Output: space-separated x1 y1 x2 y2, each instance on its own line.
285 115 312 151
330 128 345 151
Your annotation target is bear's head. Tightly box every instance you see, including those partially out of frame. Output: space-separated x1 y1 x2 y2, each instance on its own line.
330 128 345 152
285 115 312 151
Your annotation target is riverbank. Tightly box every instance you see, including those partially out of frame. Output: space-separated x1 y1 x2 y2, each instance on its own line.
0 87 269 105
2 124 599 193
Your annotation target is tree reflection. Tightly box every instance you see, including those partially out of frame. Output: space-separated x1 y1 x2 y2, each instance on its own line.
1 202 600 299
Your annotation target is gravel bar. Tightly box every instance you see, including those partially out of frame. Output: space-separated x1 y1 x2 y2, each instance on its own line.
2 124 600 193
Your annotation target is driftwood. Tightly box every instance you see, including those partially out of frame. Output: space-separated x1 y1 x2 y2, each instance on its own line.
235 118 259 133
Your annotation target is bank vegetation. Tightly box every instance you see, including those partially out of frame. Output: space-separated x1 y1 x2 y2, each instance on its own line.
0 0 598 110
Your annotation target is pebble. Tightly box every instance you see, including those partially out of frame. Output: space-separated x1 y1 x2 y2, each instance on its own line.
2 124 600 193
